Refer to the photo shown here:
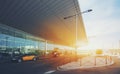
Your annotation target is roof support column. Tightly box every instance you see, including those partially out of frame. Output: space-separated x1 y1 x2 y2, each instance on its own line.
75 12 78 56
45 40 47 55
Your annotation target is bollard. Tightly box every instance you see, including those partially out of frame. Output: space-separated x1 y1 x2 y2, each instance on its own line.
105 55 107 64
79 57 82 66
94 56 96 66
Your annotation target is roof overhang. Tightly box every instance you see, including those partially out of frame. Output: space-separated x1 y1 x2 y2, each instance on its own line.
0 0 87 47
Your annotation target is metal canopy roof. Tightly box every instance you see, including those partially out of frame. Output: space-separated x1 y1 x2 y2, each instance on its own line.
0 0 87 47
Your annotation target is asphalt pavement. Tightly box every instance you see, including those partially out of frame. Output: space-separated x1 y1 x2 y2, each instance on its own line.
0 56 72 74
0 56 120 74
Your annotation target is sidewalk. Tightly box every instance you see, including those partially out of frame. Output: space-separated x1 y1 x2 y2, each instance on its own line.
57 56 114 71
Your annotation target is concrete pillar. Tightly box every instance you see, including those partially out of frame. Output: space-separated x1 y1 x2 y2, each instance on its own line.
38 41 40 50
45 40 47 55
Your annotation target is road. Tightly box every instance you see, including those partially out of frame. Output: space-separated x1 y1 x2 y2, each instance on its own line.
0 56 73 74
0 56 120 74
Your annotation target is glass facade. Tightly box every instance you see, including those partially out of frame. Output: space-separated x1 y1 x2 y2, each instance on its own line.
0 23 72 56
0 24 47 55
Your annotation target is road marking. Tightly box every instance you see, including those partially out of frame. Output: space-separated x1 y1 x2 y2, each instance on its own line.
44 70 56 74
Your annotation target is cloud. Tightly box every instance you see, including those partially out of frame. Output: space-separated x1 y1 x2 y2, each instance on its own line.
78 0 120 49
85 19 120 36
78 0 120 36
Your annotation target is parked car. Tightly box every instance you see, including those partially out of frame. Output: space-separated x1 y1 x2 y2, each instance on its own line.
52 51 61 57
11 53 38 63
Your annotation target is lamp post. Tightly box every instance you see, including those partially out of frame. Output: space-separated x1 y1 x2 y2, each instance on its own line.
64 9 92 55
64 9 92 19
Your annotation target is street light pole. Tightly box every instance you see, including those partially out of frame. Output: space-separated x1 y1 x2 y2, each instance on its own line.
75 13 78 55
64 9 92 55
64 9 92 19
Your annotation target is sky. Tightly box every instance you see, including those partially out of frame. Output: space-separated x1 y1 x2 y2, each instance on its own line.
78 0 120 49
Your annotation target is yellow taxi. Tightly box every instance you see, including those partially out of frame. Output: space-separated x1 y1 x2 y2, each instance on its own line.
12 53 38 62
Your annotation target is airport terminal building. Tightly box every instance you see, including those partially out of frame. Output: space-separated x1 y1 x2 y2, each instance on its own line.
0 23 72 55
0 0 87 55
0 23 48 54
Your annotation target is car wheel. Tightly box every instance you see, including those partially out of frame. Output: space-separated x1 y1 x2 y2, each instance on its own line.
33 58 37 61
18 59 22 63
